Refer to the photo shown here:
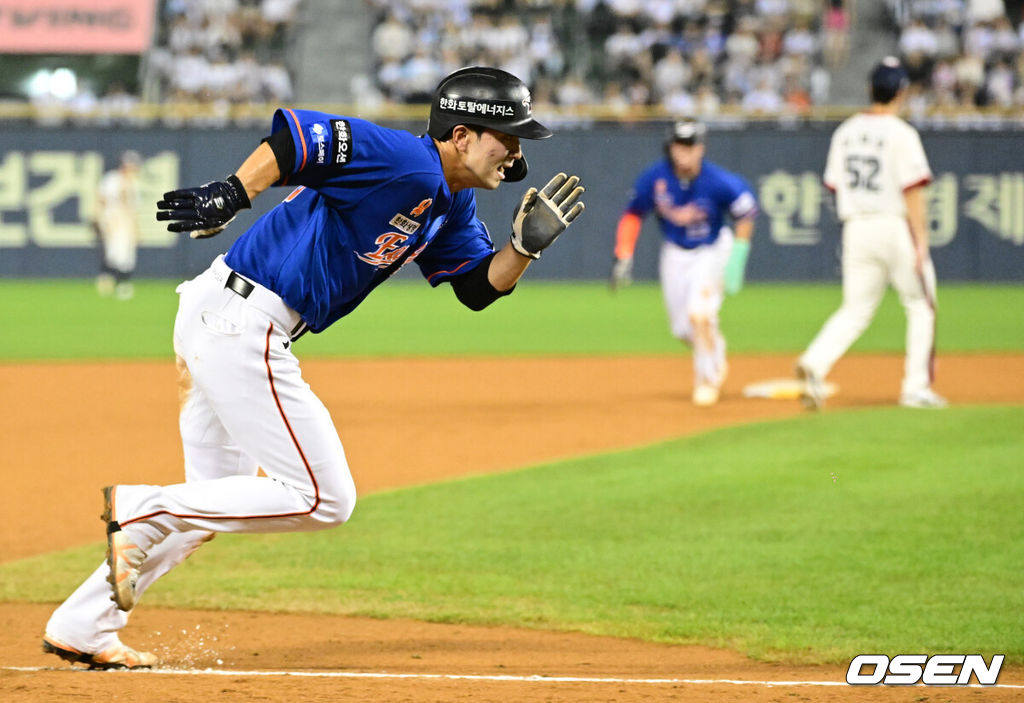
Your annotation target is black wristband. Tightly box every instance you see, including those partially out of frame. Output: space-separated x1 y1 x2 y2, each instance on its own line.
449 253 514 311
225 174 252 210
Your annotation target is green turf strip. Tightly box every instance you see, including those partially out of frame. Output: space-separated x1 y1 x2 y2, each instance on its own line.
1 281 1022 360
6 406 1020 665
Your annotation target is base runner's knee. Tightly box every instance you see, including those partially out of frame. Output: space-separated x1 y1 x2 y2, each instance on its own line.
689 313 715 345
313 475 357 528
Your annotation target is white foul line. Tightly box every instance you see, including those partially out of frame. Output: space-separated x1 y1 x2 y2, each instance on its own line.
4 667 1023 688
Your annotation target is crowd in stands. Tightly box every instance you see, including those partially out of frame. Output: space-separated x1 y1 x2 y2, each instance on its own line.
19 0 1024 124
28 0 301 124
146 0 301 106
367 0 1024 116
892 0 1024 111
367 0 845 116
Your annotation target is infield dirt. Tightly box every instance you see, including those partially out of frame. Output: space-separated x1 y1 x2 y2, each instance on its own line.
2 353 1021 702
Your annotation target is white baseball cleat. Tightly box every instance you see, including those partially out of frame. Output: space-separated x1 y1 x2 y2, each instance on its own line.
43 634 157 670
692 383 720 407
795 363 826 411
899 389 948 409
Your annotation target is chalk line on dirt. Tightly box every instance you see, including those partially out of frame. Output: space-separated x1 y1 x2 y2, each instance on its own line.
4 666 1022 688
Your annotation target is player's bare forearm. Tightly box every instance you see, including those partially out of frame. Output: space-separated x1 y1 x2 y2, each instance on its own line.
734 217 754 242
903 185 929 259
234 142 282 201
488 243 533 291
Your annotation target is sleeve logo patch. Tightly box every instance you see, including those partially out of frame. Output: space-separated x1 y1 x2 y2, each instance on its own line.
311 123 328 165
331 120 352 166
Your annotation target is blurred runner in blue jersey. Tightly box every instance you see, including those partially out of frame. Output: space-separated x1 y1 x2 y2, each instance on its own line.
610 118 757 407
42 67 586 670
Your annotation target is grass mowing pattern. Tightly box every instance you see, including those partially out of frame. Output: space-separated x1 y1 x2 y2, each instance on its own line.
1 280 1023 360
6 406 1021 664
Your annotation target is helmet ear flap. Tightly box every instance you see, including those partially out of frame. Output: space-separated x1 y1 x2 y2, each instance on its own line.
504 156 528 182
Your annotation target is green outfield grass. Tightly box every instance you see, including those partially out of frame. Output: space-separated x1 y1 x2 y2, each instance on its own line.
1 279 1022 361
3 406 1020 664
3 277 1021 665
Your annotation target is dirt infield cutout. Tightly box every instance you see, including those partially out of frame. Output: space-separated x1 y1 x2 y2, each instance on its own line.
2 353 1021 702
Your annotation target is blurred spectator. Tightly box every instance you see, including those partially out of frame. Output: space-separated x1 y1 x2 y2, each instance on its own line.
967 0 1005 24
953 51 986 103
373 13 413 62
984 58 1016 104
693 82 722 115
822 0 851 68
932 18 961 60
742 76 784 112
651 48 691 100
782 18 819 57
900 18 939 57
990 15 1019 61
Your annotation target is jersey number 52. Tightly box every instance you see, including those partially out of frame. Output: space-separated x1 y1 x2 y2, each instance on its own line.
844 155 880 191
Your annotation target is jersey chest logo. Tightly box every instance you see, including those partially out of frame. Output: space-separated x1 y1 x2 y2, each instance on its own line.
356 233 410 268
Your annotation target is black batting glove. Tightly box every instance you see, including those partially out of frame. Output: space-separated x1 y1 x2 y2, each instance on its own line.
510 173 586 259
156 174 251 239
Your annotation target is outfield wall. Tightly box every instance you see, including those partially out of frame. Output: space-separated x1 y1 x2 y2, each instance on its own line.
0 123 1021 281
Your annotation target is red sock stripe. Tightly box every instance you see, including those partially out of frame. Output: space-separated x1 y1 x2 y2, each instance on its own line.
122 324 320 526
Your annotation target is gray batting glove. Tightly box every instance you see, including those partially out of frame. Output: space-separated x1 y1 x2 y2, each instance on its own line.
610 256 633 291
510 173 585 259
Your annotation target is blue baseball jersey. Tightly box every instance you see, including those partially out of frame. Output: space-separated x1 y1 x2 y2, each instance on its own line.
224 108 495 333
625 158 758 249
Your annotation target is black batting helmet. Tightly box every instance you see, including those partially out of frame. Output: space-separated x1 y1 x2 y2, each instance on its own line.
665 118 706 147
427 66 552 141
870 56 908 104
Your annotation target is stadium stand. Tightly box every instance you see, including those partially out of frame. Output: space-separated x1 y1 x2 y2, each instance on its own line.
890 0 1024 111
361 0 1024 116
4 0 1022 124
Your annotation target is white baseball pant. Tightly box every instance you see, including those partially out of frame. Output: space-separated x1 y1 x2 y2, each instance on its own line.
659 229 733 388
799 216 938 396
46 255 356 652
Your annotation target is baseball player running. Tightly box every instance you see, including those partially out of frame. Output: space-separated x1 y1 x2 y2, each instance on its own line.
610 118 758 406
796 57 946 410
42 66 585 669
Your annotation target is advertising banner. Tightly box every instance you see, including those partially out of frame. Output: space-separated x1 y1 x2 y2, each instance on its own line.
0 0 155 54
0 123 1021 281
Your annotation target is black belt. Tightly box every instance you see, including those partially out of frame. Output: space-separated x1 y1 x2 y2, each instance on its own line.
225 271 254 298
225 270 308 341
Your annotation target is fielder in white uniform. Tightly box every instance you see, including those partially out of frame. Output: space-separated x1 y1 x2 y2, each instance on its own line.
95 151 142 300
796 57 946 410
